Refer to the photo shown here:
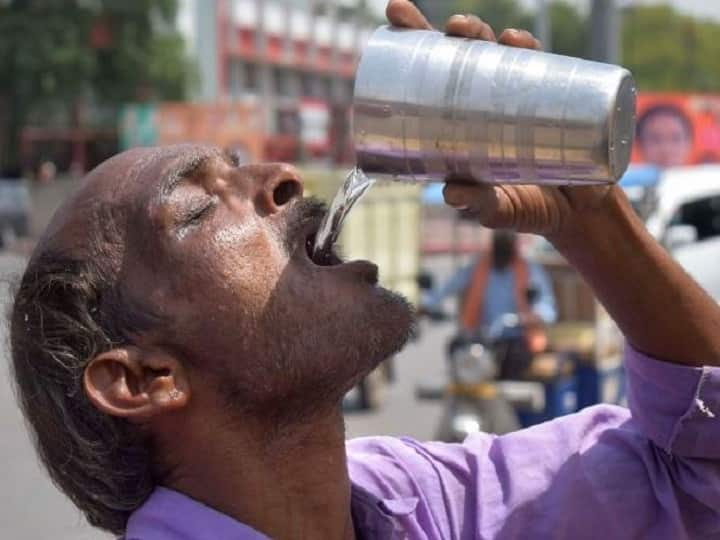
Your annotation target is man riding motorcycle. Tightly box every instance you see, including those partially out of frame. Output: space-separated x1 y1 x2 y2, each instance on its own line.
423 230 557 379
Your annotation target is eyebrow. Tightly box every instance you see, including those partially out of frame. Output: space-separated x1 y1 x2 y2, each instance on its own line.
159 153 213 199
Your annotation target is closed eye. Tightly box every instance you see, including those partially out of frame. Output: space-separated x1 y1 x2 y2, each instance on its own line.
184 196 218 226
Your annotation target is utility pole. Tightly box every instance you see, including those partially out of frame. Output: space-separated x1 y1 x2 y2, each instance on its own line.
590 0 620 64
534 0 552 51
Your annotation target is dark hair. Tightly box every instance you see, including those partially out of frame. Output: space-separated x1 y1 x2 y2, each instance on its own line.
492 230 517 270
636 103 694 141
9 245 162 534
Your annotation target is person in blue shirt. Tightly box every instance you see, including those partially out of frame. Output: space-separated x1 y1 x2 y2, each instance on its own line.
424 231 557 327
423 230 557 378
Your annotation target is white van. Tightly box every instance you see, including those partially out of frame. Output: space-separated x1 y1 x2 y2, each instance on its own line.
645 165 720 301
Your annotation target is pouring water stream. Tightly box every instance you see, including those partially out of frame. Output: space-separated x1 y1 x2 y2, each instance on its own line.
312 167 375 261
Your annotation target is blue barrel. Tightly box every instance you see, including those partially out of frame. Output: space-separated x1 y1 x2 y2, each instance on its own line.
518 375 578 427
576 359 626 410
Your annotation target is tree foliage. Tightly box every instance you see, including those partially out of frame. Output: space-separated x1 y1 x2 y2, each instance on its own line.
415 0 532 33
416 0 720 92
0 0 194 170
622 5 720 92
548 1 587 58
416 1 585 55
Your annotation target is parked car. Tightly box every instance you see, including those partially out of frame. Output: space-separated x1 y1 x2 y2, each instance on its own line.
646 165 720 301
673 237 720 301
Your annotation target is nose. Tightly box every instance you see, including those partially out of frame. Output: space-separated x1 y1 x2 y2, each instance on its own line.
251 163 304 215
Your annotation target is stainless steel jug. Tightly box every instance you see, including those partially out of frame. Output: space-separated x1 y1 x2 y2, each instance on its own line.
353 26 637 185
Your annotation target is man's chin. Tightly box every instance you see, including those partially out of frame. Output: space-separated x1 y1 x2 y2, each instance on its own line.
220 280 417 423
352 285 417 364
331 288 415 400
298 285 416 409
372 286 417 347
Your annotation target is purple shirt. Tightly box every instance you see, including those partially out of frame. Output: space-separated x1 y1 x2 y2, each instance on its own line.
126 347 720 539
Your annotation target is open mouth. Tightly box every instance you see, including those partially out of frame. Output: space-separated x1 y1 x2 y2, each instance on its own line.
292 203 379 284
305 234 343 267
303 232 379 284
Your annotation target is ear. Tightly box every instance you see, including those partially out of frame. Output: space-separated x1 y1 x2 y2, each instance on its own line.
83 346 190 421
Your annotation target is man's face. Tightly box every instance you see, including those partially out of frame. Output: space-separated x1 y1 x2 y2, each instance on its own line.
75 145 413 418
639 113 693 168
492 232 516 270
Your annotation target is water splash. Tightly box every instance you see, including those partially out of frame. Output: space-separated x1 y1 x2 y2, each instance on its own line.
313 167 375 259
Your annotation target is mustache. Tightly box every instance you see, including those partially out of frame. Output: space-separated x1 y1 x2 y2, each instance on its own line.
283 196 327 250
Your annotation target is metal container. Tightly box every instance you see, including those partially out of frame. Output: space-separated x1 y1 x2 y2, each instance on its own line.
353 26 637 185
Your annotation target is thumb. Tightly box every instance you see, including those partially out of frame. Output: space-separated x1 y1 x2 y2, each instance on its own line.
443 183 514 229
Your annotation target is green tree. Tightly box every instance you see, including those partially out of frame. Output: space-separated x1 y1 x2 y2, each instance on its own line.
622 5 720 92
0 0 194 172
345 0 383 24
414 0 586 56
415 0 532 32
416 1 720 92
548 1 587 57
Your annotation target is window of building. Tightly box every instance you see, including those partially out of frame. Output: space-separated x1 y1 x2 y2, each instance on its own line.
284 70 301 98
274 67 290 97
229 61 243 99
322 77 333 101
244 63 259 92
300 73 316 97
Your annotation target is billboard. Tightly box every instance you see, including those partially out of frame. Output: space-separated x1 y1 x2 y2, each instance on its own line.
120 102 266 163
633 93 720 168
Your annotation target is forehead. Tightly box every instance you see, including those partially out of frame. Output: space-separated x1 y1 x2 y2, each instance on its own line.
645 113 686 130
119 145 221 198
34 145 224 259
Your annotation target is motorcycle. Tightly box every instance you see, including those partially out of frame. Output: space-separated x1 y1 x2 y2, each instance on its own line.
417 312 548 442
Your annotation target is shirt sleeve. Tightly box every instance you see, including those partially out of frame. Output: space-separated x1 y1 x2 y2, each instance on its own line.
347 346 720 539
625 346 720 457
528 262 557 324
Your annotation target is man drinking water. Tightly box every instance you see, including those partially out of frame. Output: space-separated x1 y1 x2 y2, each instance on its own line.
10 2 720 538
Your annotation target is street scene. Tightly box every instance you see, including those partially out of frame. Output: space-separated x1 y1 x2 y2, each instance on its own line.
2 0 720 539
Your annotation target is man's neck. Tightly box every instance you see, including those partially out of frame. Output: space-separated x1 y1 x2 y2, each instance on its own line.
159 405 356 540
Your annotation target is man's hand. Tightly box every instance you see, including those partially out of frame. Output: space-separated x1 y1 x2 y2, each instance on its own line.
386 0 619 242
386 0 720 367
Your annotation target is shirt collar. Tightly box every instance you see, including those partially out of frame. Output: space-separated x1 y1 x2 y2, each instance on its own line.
125 485 418 540
125 487 269 540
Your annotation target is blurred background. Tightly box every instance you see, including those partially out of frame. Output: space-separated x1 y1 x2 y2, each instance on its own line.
1 1 720 538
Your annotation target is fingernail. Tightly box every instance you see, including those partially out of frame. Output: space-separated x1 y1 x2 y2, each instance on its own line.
450 14 469 22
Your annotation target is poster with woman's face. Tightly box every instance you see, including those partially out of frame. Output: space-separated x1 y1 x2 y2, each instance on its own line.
633 94 720 168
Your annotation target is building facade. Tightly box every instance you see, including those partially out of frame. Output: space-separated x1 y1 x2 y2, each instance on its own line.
180 0 375 150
